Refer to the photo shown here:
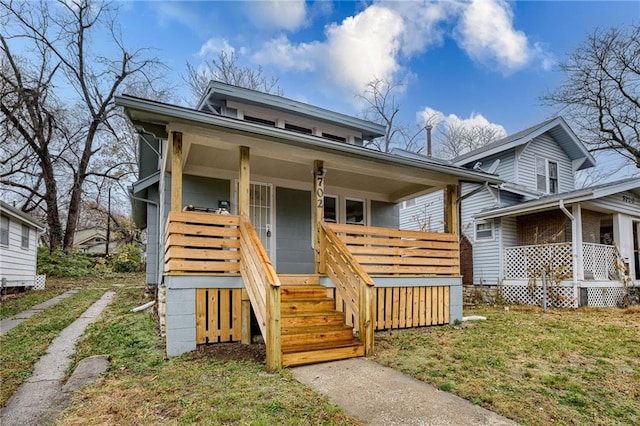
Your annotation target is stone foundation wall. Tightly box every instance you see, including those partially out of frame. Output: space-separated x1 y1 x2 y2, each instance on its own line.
463 284 502 305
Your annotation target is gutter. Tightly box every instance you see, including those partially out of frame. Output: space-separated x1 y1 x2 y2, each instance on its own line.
129 191 161 287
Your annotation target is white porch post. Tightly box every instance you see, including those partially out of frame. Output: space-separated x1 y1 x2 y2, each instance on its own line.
613 213 633 277
573 204 584 282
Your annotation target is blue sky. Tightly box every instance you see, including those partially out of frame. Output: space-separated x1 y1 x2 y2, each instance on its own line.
115 0 637 174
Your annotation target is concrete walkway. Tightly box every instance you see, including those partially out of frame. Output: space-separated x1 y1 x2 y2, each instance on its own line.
0 291 115 426
0 290 79 336
293 358 519 426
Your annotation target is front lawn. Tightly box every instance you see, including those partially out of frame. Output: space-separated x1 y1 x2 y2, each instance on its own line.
373 305 640 425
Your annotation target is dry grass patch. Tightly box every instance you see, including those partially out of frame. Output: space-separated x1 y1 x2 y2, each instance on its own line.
373 305 640 426
57 287 359 426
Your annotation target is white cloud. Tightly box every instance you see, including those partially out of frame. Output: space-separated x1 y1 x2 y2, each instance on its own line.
246 0 307 31
198 38 235 57
251 35 318 71
417 107 507 138
455 0 532 72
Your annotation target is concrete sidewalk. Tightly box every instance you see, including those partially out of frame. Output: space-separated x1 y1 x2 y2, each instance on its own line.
0 291 115 426
0 290 79 336
293 358 518 426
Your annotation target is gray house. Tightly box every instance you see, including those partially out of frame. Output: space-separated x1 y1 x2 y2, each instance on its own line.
0 201 44 289
117 82 500 369
401 117 640 307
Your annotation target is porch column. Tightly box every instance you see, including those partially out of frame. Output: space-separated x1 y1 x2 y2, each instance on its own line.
171 132 183 212
312 160 325 273
613 213 633 276
239 146 250 217
239 146 251 344
573 203 584 281
444 184 459 234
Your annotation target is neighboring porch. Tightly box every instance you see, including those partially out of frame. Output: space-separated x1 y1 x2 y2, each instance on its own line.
161 210 461 370
502 242 635 308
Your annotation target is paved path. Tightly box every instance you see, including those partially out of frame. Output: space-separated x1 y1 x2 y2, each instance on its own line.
0 290 79 336
293 358 519 426
0 291 115 426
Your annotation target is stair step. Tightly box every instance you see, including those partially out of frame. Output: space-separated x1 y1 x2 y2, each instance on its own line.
281 298 335 314
281 311 344 327
281 285 329 299
282 340 365 367
278 274 320 285
281 324 354 346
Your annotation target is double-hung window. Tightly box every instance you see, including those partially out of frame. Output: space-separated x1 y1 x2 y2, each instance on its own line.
536 157 559 194
21 224 30 249
475 219 494 241
0 216 8 245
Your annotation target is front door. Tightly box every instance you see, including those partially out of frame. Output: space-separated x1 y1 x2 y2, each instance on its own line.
237 181 275 260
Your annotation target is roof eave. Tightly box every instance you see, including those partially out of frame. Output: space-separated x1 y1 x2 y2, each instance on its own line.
475 190 594 219
115 95 502 186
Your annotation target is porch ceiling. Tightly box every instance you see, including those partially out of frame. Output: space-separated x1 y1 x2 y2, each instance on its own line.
183 142 434 201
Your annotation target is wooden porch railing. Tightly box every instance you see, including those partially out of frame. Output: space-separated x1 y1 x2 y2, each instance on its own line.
164 211 240 275
239 214 281 371
319 222 374 356
326 223 460 276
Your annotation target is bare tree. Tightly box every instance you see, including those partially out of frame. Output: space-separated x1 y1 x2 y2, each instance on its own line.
543 24 640 168
186 51 283 101
1 0 164 251
434 120 506 159
357 77 426 153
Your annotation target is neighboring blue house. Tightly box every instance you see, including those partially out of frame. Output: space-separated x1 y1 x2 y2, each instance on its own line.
400 117 640 308
117 82 499 367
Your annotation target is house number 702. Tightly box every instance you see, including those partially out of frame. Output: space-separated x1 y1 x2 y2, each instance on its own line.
316 169 325 208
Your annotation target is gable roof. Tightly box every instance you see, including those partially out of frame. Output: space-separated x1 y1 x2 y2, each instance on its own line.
453 117 596 171
0 201 45 230
476 176 640 219
196 81 385 141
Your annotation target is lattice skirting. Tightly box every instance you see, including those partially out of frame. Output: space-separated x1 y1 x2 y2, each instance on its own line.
34 275 46 290
501 285 575 309
582 287 626 307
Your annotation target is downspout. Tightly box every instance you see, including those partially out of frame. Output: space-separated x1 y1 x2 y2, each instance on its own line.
559 199 578 307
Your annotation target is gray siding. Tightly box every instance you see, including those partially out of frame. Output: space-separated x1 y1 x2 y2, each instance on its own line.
370 200 399 228
276 187 314 274
400 191 444 232
139 136 160 179
460 182 501 285
517 134 575 192
165 288 196 356
162 174 231 223
145 186 160 285
0 217 38 285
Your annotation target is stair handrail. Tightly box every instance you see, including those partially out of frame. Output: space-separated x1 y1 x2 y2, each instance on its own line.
319 222 374 356
239 214 281 371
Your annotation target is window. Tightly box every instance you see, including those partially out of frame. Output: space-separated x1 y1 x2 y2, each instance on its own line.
536 157 559 194
323 196 338 223
345 199 365 226
21 224 29 249
475 219 494 241
1 216 8 245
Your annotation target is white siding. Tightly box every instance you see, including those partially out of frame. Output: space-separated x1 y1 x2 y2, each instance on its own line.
517 134 575 193
400 191 444 232
588 192 640 217
0 218 38 285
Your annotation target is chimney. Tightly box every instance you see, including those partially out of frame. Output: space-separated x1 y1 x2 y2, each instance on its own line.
425 125 433 157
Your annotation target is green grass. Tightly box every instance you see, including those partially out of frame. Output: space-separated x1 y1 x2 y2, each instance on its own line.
0 289 66 320
0 289 106 406
57 287 359 426
373 305 640 425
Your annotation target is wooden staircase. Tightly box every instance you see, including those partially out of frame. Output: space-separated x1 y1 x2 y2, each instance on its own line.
279 275 365 366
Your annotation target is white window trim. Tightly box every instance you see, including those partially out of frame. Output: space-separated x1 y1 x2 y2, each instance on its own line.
535 156 559 194
474 219 495 242
21 224 29 249
0 215 9 246
323 194 339 223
